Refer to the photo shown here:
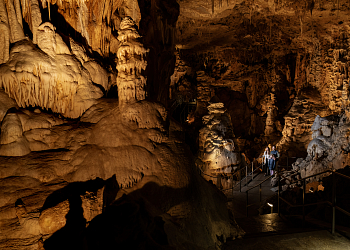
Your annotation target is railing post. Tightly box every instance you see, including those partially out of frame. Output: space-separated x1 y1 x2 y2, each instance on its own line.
259 184 262 209
246 191 248 217
252 159 254 180
232 174 234 198
239 169 242 192
332 171 336 235
278 169 280 216
302 179 305 227
246 164 248 186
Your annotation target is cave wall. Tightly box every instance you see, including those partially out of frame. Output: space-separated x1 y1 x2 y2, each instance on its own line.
171 0 350 160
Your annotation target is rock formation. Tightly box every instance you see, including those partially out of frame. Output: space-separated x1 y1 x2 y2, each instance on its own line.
197 102 243 188
0 27 104 119
0 2 109 120
275 112 350 192
0 99 239 249
116 17 149 106
8 0 350 248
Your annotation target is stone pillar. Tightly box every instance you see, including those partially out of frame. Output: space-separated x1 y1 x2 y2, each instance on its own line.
116 17 149 106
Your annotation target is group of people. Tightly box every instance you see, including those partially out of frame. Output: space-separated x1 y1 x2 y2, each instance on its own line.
262 145 280 176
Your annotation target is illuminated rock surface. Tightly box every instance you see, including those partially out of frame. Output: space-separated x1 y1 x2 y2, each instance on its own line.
3 0 350 249
197 102 244 188
0 100 239 249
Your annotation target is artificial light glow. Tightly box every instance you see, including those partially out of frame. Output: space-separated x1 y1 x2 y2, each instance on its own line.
267 203 273 207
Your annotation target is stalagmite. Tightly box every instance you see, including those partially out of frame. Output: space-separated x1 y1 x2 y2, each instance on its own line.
197 102 242 187
116 17 149 106
0 112 31 156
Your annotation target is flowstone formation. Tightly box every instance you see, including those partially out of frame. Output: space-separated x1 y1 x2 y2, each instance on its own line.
0 2 240 247
0 99 239 249
277 88 332 158
197 102 243 189
116 17 149 106
0 0 110 120
0 22 104 119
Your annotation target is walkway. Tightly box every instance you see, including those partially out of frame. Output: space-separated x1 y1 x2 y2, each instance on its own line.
223 229 350 250
225 172 276 218
223 173 350 249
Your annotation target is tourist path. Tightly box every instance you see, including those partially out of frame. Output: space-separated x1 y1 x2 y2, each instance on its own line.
225 172 277 218
223 173 350 249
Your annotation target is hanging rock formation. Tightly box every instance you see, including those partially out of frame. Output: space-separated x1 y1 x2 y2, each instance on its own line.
0 0 10 64
7 0 25 43
0 21 108 119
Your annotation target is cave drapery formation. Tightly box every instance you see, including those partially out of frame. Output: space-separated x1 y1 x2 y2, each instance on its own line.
2 0 350 249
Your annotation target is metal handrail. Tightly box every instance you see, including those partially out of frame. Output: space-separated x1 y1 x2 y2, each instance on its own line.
277 168 350 235
284 169 333 185
245 174 273 216
246 175 272 192
246 193 276 208
279 196 328 208
198 158 261 193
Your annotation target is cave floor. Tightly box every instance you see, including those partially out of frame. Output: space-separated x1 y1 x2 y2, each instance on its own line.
226 172 277 218
223 229 350 250
224 173 350 249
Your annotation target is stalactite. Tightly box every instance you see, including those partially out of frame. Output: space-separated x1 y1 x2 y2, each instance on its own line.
0 0 10 64
14 0 23 28
7 0 25 42
30 0 42 44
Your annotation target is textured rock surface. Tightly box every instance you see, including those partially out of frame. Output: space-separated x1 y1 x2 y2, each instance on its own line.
0 20 109 119
197 102 244 188
116 17 148 106
278 112 350 188
0 100 239 249
171 0 350 161
0 112 31 156
5 0 350 248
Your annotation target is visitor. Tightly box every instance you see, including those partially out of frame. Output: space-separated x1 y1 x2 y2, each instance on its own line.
268 154 276 176
262 147 270 176
270 145 280 159
270 145 280 171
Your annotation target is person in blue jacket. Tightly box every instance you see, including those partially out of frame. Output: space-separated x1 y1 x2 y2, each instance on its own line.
268 154 276 176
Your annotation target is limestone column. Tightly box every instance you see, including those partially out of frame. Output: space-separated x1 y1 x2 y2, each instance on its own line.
116 17 149 106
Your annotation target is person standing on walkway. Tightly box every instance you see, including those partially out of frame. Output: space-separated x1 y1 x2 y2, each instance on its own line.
270 145 280 170
262 147 270 176
268 154 276 175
